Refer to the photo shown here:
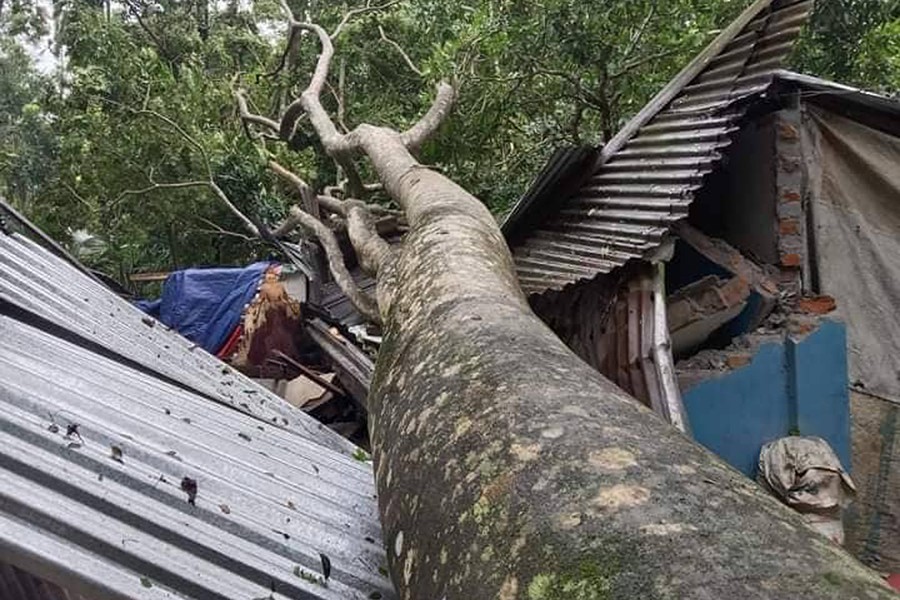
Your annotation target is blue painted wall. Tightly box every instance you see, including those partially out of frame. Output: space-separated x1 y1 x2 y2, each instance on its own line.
682 320 851 477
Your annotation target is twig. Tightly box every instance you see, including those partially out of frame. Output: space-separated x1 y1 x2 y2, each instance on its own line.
621 5 657 63
112 179 259 238
610 48 680 79
330 0 400 40
194 218 258 242
134 108 212 178
378 24 423 77
62 183 93 209
114 180 211 206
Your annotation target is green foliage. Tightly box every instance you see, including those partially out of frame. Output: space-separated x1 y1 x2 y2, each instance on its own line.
0 0 898 283
854 18 900 94
793 0 900 92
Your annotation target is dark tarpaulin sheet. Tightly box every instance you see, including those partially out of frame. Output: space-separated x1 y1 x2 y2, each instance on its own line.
804 105 900 573
139 262 271 353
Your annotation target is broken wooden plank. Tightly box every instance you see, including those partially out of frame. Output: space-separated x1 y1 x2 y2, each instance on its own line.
652 263 692 435
271 350 347 398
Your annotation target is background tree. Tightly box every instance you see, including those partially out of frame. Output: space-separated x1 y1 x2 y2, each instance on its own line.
792 0 900 93
2 0 899 281
0 0 745 278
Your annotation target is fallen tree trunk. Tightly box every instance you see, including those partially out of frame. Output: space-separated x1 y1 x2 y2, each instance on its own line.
367 168 896 599
231 5 896 598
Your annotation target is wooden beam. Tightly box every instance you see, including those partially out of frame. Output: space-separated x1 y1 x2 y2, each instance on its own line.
129 271 171 282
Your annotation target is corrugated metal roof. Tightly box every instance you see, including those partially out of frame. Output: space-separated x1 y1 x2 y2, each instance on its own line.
320 272 377 329
0 230 394 599
507 0 815 295
772 70 900 135
0 232 352 454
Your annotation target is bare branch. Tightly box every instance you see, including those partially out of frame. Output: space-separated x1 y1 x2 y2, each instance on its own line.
234 88 280 134
62 183 93 209
346 201 392 275
268 159 321 216
277 17 359 155
269 160 398 222
112 179 260 237
327 80 350 133
113 180 211 205
610 48 680 79
117 105 264 236
134 108 212 179
330 0 399 40
277 205 381 323
400 81 457 152
193 217 258 242
208 181 262 236
621 5 656 63
379 24 423 77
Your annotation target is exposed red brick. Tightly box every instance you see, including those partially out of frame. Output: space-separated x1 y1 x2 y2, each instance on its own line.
777 121 800 141
778 218 800 235
798 295 837 315
726 354 752 369
781 190 802 203
781 253 802 267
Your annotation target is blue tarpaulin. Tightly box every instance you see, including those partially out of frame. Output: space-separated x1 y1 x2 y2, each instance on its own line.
137 262 271 354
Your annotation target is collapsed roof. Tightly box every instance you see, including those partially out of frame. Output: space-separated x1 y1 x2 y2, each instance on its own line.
504 0 816 295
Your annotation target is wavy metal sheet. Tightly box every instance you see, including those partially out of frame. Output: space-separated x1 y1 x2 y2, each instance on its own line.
0 232 352 454
0 231 394 599
509 0 814 295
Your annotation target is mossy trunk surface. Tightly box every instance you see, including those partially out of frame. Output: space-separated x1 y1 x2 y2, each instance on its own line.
364 155 896 599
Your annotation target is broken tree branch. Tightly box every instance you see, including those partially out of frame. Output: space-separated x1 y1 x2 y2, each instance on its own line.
345 200 392 275
276 204 381 324
269 160 397 220
268 159 389 319
234 87 280 134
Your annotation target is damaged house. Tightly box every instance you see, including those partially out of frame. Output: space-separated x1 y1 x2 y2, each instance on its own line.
1 0 898 595
504 0 900 576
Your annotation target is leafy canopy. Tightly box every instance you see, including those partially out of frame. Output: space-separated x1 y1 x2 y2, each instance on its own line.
1 0 898 281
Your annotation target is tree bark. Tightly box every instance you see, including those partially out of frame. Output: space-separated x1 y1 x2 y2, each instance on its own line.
361 138 896 600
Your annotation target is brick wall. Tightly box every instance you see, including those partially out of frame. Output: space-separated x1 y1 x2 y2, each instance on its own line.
774 108 807 295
